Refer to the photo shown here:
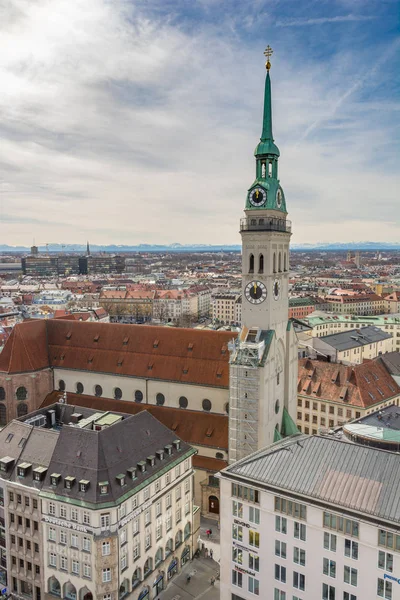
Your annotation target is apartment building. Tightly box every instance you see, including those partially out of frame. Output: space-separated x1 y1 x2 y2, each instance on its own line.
211 291 241 325
296 358 400 434
298 312 400 353
384 291 400 314
219 434 400 600
0 403 196 600
325 293 384 315
313 326 393 365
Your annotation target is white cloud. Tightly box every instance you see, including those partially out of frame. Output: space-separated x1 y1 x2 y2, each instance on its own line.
0 0 398 246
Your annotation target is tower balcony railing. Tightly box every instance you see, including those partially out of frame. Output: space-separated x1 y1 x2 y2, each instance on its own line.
240 217 291 233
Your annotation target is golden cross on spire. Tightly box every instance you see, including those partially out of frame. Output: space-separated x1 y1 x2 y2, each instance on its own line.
264 45 273 70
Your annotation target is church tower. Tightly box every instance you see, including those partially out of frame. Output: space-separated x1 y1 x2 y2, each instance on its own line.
228 48 298 463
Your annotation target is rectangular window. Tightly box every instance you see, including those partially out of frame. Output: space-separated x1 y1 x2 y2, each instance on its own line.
133 540 140 560
232 501 243 518
275 516 287 534
60 530 67 544
323 558 336 578
100 513 110 529
83 511 90 525
248 576 259 595
232 570 243 588
71 533 79 548
102 541 110 556
343 593 357 600
322 583 336 600
249 553 259 572
324 512 359 538
378 550 393 572
49 502 56 516
293 571 305 591
344 566 357 586
133 518 139 535
249 529 260 548
102 568 111 583
60 506 67 519
48 527 56 542
377 578 392 599
143 487 150 501
293 547 306 566
275 540 287 559
60 556 68 571
232 524 243 542
145 530 151 551
249 506 260 524
378 529 400 552
274 591 286 600
274 564 286 583
232 547 243 565
83 564 91 579
324 532 337 552
71 508 78 522
49 553 57 567
345 539 359 560
83 537 91 552
72 560 79 575
294 522 306 541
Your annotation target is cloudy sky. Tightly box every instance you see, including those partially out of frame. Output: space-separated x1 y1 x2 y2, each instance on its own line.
1 0 399 247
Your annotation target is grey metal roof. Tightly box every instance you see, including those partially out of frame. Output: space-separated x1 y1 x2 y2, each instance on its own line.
377 352 400 376
320 325 392 351
223 435 400 524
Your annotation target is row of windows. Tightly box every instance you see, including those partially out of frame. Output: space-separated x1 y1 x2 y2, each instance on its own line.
48 553 91 578
248 251 288 274
10 556 40 574
0 403 28 426
275 497 307 521
231 484 260 504
8 492 38 509
10 536 39 554
297 399 360 419
0 386 27 401
322 580 392 600
59 381 214 411
232 570 260 595
9 513 39 531
232 501 260 524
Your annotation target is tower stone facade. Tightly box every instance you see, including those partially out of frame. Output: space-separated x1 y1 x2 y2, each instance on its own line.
228 51 298 463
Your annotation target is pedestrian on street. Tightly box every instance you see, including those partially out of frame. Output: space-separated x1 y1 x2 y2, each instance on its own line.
206 529 210 539
210 576 215 586
210 549 213 560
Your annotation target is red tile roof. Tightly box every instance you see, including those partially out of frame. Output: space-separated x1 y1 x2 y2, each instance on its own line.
298 358 400 408
41 391 229 450
1 319 235 387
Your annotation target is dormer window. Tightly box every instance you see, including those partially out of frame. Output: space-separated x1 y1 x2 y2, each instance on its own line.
51 473 61 486
156 450 164 461
116 474 126 487
17 462 31 478
137 461 146 474
0 457 14 472
164 445 172 456
187 343 194 351
99 481 109 495
93 334 100 342
117 358 123 367
79 480 90 492
64 476 76 489
173 440 181 451
127 467 137 480
33 466 47 481
66 331 72 340
147 456 155 467
153 339 159 348
122 336 129 345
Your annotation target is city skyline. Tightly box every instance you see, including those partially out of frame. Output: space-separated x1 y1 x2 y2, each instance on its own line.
1 0 399 246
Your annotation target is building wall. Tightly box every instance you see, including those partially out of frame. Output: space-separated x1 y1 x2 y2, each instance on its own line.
0 369 53 423
296 395 400 435
53 369 229 415
313 336 394 365
308 317 400 353
220 475 400 600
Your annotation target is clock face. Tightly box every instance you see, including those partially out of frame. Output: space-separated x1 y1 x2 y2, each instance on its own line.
245 281 267 304
276 188 283 209
273 279 281 300
249 187 267 207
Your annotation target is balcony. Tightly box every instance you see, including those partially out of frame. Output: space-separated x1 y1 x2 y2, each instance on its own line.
240 217 291 233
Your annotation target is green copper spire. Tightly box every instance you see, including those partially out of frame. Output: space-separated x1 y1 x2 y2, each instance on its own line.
255 46 280 157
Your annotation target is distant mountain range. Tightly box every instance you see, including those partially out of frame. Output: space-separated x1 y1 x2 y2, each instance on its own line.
1 241 400 253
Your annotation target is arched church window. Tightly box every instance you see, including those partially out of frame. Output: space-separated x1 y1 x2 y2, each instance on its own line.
58 380 65 392
94 385 102 397
273 253 276 273
114 387 122 400
259 254 264 274
251 219 256 226
202 399 211 412
278 252 282 272
249 254 254 273
76 382 84 394
275 399 280 414
0 387 5 401
16 386 27 401
258 219 264 225
156 393 165 406
179 396 188 408
135 390 143 403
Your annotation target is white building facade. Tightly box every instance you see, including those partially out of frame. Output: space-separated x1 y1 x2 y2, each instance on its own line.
219 434 400 600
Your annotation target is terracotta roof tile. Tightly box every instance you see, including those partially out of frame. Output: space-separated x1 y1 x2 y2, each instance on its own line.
298 358 400 408
193 455 228 472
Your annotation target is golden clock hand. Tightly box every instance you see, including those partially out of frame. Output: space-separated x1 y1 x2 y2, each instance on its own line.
253 283 257 294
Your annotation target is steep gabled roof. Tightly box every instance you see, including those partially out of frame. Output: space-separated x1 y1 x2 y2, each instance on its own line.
0 320 49 373
0 319 236 387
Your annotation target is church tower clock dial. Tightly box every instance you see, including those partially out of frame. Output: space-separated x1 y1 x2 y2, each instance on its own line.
228 46 298 464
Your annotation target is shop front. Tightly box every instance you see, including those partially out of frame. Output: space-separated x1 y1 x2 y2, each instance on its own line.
167 558 178 580
181 545 191 566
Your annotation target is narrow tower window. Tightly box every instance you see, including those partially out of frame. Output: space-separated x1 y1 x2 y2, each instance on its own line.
278 252 282 272
259 254 264 274
249 254 254 273
261 162 266 178
273 253 276 273
284 253 287 272
268 162 272 177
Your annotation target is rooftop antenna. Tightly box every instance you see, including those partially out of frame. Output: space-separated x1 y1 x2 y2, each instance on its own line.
59 391 67 404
